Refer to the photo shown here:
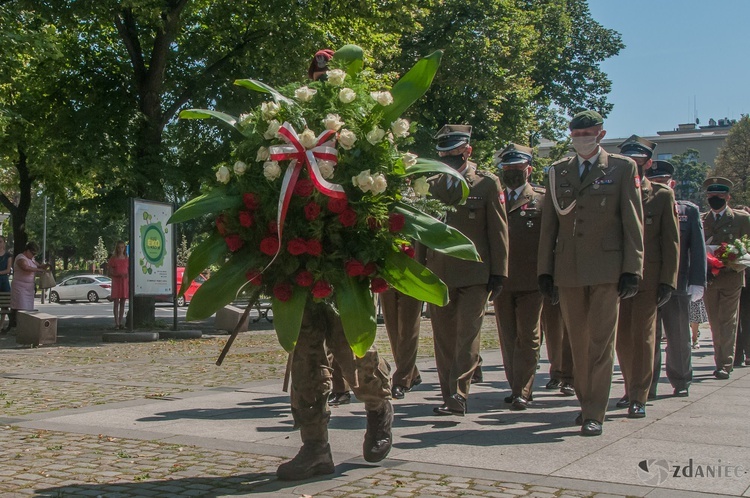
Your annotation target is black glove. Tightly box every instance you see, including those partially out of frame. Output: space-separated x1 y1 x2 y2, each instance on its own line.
487 275 505 301
656 283 674 308
618 273 639 299
550 286 560 306
538 274 555 300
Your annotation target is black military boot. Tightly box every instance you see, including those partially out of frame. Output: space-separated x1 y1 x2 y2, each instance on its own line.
276 441 335 480
363 400 393 462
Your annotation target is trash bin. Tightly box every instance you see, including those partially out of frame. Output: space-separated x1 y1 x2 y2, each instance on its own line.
16 311 57 346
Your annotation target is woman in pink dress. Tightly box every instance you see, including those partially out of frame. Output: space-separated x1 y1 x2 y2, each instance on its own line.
4 242 50 333
108 240 129 329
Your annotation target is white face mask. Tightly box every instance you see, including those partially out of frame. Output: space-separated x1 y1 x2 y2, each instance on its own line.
571 135 599 156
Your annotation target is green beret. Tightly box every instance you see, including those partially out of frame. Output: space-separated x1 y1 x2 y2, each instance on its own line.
703 177 733 193
569 110 604 130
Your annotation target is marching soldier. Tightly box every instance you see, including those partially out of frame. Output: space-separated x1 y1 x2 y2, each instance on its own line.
614 137 679 419
701 177 750 379
538 110 644 436
427 124 509 416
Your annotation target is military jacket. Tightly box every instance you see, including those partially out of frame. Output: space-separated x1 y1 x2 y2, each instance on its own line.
638 177 679 291
537 152 644 287
675 200 706 294
504 183 545 292
702 206 750 287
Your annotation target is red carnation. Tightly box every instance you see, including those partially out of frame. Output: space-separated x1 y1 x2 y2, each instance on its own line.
401 243 415 258
345 259 365 277
339 208 357 227
273 283 293 302
260 236 280 256
389 212 405 232
216 215 227 236
306 239 323 257
243 192 260 210
294 179 314 197
225 234 244 252
311 280 333 299
287 238 308 256
370 277 389 293
267 221 278 235
246 270 263 286
304 202 321 221
363 262 377 276
239 210 254 228
295 271 314 287
327 197 348 214
367 217 381 230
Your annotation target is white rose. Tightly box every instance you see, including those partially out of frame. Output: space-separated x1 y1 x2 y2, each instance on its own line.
391 118 410 138
261 101 280 120
233 161 247 176
317 159 335 179
238 113 253 126
402 152 418 167
323 113 344 132
295 86 317 102
264 119 281 139
263 160 281 181
366 127 386 145
339 88 356 104
338 129 357 149
299 128 318 149
413 176 430 197
370 90 394 106
256 146 270 162
371 173 388 194
327 69 347 86
353 170 374 192
216 166 231 184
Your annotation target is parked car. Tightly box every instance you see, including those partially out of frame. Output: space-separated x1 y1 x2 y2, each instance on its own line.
48 275 112 303
155 267 207 306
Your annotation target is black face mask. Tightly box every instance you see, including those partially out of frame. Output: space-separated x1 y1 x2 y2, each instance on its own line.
708 196 727 211
440 155 466 170
501 169 526 190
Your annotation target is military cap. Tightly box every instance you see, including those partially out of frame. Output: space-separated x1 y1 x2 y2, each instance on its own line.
618 135 657 159
493 143 533 167
703 177 733 193
646 160 675 178
435 124 472 151
569 110 604 130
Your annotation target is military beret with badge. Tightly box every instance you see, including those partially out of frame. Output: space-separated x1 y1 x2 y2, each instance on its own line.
569 109 604 130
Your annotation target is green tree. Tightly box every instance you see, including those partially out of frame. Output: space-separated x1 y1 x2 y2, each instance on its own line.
669 148 711 207
176 233 190 267
93 236 109 268
715 116 750 207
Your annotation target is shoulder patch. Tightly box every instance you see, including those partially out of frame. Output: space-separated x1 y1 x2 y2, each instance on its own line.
498 191 505 204
635 176 641 188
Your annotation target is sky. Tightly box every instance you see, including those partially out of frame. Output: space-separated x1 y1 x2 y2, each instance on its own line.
586 0 750 140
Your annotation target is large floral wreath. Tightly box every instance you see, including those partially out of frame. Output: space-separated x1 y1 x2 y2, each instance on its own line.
170 45 479 356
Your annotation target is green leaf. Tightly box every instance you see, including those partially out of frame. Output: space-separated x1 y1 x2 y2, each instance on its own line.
185 254 255 320
179 233 226 297
380 50 442 127
381 250 449 306
179 109 243 132
333 44 364 76
403 158 469 203
169 188 242 224
335 276 377 357
234 79 293 104
393 202 480 262
272 287 308 353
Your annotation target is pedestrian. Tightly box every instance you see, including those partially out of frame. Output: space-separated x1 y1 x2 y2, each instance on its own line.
0 235 13 332
427 124 509 416
5 242 50 333
735 265 750 367
108 240 129 330
538 110 644 436
690 298 708 348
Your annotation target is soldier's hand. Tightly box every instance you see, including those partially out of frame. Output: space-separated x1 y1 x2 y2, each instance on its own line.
487 275 505 301
656 284 674 308
538 274 555 299
618 273 639 299
687 284 704 302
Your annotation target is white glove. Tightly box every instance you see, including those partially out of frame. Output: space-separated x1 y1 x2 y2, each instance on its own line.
688 285 704 302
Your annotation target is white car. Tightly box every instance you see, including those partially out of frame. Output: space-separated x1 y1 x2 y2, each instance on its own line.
48 274 112 303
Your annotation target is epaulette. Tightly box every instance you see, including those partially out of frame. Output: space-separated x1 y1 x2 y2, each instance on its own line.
676 200 699 209
551 156 572 167
609 153 636 164
476 169 500 181
651 182 670 192
531 185 546 194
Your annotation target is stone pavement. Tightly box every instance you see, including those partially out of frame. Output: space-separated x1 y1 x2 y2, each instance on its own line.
1 312 749 497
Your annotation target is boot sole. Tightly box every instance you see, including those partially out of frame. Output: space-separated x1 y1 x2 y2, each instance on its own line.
277 461 335 481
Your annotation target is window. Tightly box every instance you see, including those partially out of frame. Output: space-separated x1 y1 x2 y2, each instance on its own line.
657 153 673 160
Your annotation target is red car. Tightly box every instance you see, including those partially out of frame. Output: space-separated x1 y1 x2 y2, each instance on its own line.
175 267 207 307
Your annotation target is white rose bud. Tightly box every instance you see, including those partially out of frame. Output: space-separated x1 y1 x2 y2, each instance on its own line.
353 170 374 192
299 128 318 149
216 166 231 184
371 173 388 194
263 160 281 181
413 176 430 197
238 113 253 126
390 118 410 138
317 159 335 179
402 152 418 167
233 161 247 176
366 127 386 145
327 69 347 86
339 88 356 104
256 146 270 162
370 90 394 106
294 86 317 102
323 113 344 132
264 119 281 139
338 129 357 150
261 101 280 120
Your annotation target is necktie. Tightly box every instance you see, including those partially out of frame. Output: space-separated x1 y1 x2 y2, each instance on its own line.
715 213 722 222
581 160 591 181
508 190 516 203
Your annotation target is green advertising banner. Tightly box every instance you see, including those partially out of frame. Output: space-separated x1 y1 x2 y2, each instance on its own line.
133 199 174 296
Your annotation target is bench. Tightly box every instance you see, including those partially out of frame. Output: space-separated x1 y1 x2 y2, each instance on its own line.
0 291 11 319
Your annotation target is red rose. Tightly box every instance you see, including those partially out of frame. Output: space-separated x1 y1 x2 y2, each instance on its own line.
260 237 280 256
287 238 308 256
729 252 738 261
311 280 333 299
304 202 321 221
389 212 405 232
367 217 381 230
225 234 244 252
401 243 415 258
327 197 348 214
239 210 254 228
216 215 227 236
294 179 314 197
363 262 377 276
345 259 365 277
295 271 314 287
273 283 293 302
243 192 260 210
246 270 263 286
370 277 389 293
268 221 278 235
339 208 357 227
306 239 323 257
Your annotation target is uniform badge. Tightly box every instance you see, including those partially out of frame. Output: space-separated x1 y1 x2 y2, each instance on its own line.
520 210 526 217
635 176 641 188
498 191 505 204
526 220 534 228
593 184 600 190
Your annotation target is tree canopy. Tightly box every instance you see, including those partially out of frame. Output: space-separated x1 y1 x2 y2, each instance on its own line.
715 116 750 207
